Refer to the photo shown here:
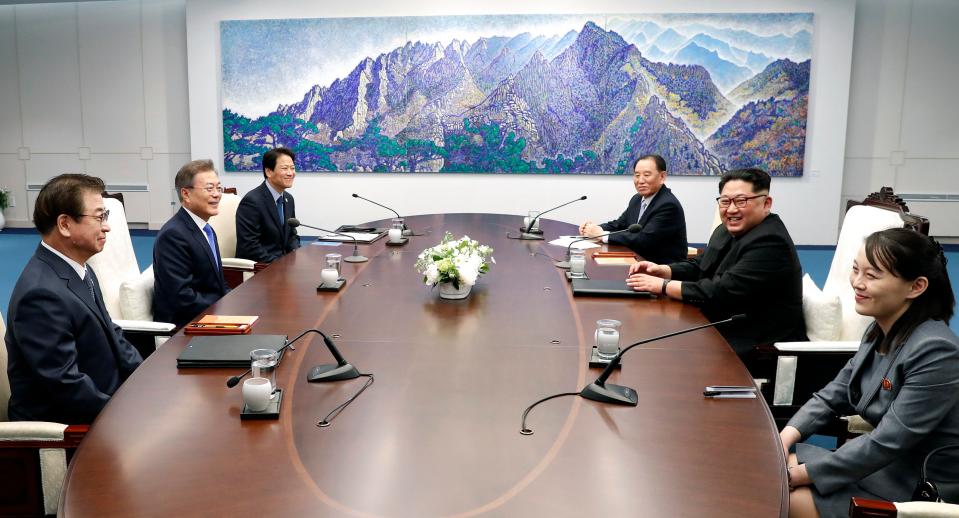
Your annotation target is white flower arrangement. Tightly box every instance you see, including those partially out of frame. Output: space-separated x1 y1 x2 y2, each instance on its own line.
414 232 495 289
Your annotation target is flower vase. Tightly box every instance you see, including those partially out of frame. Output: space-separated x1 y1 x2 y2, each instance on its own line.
0 210 5 231
438 281 471 300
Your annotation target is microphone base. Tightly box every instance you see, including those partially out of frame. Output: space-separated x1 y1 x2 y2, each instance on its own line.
343 255 368 263
579 382 638 406
519 233 545 240
554 260 571 269
307 363 361 383
402 229 413 237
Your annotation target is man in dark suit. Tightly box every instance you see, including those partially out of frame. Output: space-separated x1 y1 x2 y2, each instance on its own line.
236 147 300 262
626 167 806 354
580 154 688 264
5 174 143 424
153 159 228 328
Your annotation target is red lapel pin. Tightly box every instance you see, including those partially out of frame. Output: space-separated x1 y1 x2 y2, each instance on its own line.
881 378 892 390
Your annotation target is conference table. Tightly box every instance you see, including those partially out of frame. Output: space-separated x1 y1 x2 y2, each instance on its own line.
61 213 787 517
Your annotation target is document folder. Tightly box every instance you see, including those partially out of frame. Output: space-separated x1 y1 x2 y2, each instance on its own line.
571 278 651 298
183 315 259 335
176 334 287 368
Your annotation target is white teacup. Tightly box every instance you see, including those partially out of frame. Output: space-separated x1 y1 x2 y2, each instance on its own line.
320 268 339 286
388 228 403 242
243 377 272 412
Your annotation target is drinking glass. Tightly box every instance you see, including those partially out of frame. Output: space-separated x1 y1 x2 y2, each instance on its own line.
595 319 622 361
524 210 541 231
389 218 404 242
250 349 279 396
569 249 587 278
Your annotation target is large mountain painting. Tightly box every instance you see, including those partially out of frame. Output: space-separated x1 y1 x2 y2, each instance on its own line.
221 13 812 175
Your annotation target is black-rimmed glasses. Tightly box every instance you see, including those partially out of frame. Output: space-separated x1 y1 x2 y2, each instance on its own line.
716 194 767 209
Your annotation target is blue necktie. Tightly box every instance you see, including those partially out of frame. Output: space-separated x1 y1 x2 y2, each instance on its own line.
276 196 285 225
638 199 648 222
202 224 220 269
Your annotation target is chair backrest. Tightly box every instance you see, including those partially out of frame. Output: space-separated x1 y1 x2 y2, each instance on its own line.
709 205 722 236
208 193 240 259
1 310 10 421
87 197 140 321
823 204 911 341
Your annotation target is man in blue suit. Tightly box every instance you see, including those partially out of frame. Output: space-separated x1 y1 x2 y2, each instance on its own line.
5 174 143 424
236 147 301 262
580 154 688 264
153 159 228 328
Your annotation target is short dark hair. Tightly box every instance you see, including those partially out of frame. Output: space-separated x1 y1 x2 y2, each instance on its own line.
863 227 954 352
175 159 216 201
33 174 106 235
633 154 667 173
718 167 771 193
262 147 296 179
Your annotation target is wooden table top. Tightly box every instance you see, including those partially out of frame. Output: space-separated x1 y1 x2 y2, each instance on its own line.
61 213 787 517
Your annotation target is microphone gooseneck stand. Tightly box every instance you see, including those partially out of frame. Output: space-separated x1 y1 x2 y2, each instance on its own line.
508 195 588 240
556 223 643 269
519 314 747 435
351 193 423 236
287 217 368 263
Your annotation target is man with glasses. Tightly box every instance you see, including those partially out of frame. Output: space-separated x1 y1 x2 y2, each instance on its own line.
5 174 142 423
235 147 301 263
626 167 806 354
153 159 229 328
579 154 688 264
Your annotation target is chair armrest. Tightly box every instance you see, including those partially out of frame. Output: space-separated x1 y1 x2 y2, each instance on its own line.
0 422 88 449
894 501 959 517
222 259 268 288
114 319 176 335
774 341 861 353
843 415 875 435
222 257 256 270
850 497 897 517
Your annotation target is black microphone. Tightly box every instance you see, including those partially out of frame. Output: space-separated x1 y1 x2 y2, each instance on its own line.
301 329 362 383
226 337 297 388
579 314 748 406
516 195 588 240
351 193 416 236
556 223 642 269
287 217 368 263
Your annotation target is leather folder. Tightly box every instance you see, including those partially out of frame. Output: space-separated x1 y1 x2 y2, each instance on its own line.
571 278 651 298
176 334 287 368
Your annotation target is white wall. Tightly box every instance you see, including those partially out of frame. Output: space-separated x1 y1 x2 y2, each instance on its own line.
186 0 855 245
22 1 959 243
0 0 188 229
842 0 959 238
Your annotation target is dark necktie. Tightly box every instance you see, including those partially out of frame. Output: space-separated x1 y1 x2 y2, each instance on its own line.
84 267 97 303
276 196 285 225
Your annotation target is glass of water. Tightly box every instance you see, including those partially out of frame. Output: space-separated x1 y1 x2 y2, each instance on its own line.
595 319 622 361
250 349 279 396
569 249 587 278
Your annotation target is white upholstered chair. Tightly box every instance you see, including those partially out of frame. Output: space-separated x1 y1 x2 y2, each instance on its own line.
207 191 260 287
87 196 174 353
0 311 87 516
757 188 929 427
